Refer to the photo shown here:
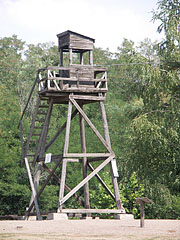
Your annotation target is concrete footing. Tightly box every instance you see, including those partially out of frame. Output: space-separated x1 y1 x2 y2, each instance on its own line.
48 213 68 220
115 214 134 220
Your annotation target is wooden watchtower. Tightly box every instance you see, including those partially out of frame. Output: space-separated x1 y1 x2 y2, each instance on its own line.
19 30 125 220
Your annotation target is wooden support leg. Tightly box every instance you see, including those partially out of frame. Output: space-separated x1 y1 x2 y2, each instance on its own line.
24 158 41 220
58 100 72 211
79 104 90 211
58 159 67 211
99 101 124 210
20 121 25 167
26 157 63 216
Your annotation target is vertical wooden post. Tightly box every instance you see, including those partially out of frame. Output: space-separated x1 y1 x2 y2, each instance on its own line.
24 158 41 220
140 200 145 228
80 51 84 65
79 103 90 210
58 100 72 211
99 101 123 210
89 50 93 65
20 121 25 167
69 48 72 65
60 48 63 66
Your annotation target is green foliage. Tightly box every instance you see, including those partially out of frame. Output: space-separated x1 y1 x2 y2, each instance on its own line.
0 0 180 218
152 0 180 62
120 172 144 218
0 85 30 215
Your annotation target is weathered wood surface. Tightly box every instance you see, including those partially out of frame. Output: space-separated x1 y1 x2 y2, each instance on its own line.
136 197 152 204
33 99 53 166
58 100 72 209
58 159 67 210
70 95 106 101
26 157 63 215
38 66 106 72
70 34 94 50
136 197 152 228
43 163 83 207
100 101 123 210
20 121 24 167
57 31 94 50
63 100 72 154
24 158 41 220
70 98 113 154
59 155 114 207
38 65 107 93
40 88 108 94
38 154 63 162
24 97 41 159
18 75 38 128
64 153 112 158
87 162 115 201
44 77 107 82
79 104 90 209
60 209 125 214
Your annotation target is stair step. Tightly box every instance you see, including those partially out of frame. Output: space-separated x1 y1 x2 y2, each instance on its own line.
36 119 45 122
37 112 47 115
30 140 38 143
32 133 41 136
29 148 36 151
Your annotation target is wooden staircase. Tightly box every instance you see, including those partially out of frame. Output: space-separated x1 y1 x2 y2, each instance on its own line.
24 97 50 165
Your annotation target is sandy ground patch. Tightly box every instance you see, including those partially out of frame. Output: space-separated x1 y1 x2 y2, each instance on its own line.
0 219 179 240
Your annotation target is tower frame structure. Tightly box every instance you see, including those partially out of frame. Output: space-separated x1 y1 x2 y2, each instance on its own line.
19 31 124 220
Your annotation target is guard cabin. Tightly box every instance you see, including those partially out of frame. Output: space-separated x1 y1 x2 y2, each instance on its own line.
38 30 107 101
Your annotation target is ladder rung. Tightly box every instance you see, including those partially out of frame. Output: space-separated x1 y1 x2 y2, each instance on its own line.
37 112 47 115
34 126 43 129
39 105 49 108
30 140 38 143
29 148 36 151
26 154 35 157
36 119 45 122
32 133 41 136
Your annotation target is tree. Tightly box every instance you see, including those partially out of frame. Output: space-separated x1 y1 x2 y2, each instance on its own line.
152 0 180 62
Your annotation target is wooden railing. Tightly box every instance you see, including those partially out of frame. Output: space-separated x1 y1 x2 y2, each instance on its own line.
37 66 108 92
18 65 108 127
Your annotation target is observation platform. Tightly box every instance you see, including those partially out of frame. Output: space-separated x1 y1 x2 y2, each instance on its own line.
37 65 107 101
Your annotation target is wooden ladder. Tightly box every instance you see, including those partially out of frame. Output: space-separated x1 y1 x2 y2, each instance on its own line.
24 97 50 165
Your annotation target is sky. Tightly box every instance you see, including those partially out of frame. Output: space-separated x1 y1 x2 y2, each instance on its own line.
0 0 163 52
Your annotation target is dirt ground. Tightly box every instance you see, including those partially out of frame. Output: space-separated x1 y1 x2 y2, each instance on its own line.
0 219 179 240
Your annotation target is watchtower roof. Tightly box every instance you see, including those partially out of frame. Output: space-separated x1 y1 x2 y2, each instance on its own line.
57 30 95 43
57 30 95 52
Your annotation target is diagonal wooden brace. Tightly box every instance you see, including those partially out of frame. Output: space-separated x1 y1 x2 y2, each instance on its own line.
70 97 114 154
42 163 84 207
26 157 63 216
24 158 41 220
58 155 114 207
